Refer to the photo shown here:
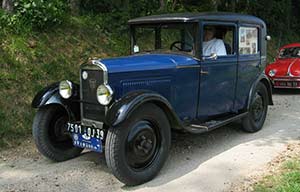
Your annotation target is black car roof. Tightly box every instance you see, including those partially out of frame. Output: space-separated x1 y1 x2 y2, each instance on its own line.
128 12 266 27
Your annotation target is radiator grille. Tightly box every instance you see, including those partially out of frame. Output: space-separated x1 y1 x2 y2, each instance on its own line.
81 68 106 122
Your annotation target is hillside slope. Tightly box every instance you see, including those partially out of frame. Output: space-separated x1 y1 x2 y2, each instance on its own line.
0 16 125 147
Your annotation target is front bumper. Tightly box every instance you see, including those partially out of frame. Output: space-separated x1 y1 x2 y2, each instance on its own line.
272 77 300 89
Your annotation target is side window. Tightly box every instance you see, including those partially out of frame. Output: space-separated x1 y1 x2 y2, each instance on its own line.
203 24 235 56
239 27 259 55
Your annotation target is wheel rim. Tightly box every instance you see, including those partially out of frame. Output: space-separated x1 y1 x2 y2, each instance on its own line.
125 120 160 170
251 92 264 122
48 112 73 149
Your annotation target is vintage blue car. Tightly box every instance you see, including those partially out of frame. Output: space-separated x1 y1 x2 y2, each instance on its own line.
32 12 273 185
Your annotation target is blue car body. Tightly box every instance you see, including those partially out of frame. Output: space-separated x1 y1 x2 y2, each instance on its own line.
31 12 274 186
103 54 198 122
32 12 273 135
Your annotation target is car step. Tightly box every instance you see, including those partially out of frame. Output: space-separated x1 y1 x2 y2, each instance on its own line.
184 112 248 134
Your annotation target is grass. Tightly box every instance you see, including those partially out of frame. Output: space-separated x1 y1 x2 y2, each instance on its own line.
0 15 128 148
254 158 300 192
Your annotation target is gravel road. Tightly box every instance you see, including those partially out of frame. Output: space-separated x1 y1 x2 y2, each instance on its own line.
1 89 300 192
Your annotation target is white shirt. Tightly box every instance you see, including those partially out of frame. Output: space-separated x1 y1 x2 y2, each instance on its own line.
203 38 227 56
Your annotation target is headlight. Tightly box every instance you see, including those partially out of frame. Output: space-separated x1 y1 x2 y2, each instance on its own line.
59 80 73 99
96 84 113 105
268 69 276 77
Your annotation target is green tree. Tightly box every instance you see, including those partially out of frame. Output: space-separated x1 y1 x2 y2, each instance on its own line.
2 0 14 12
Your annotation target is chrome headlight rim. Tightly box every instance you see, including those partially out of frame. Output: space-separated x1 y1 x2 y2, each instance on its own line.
268 69 276 77
59 80 73 99
96 84 113 105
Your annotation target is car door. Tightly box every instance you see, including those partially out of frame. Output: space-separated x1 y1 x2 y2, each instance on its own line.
197 22 238 120
235 25 261 110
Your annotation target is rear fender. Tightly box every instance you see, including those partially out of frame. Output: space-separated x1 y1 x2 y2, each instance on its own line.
247 73 273 110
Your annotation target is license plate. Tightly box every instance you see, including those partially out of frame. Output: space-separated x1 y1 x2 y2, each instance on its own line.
277 81 298 87
278 81 287 86
67 122 104 153
292 82 298 87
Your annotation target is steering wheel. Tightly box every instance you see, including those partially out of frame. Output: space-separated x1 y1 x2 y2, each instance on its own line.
170 41 193 51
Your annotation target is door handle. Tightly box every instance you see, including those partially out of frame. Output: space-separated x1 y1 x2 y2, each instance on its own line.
202 53 218 61
200 70 209 75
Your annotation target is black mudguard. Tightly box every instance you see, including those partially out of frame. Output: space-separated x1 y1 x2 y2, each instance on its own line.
247 73 273 110
31 82 80 121
106 90 183 129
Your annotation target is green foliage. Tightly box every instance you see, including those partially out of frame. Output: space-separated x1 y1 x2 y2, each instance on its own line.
1 0 67 30
0 15 118 148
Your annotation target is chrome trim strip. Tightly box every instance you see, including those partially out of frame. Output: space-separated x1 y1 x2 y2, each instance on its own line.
176 65 200 69
92 60 108 84
287 59 298 77
274 86 300 89
190 124 208 129
273 78 300 82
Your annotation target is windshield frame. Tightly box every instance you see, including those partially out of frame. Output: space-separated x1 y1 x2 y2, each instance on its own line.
129 22 199 58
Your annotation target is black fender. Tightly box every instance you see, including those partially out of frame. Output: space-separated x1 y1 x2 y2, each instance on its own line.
31 82 80 121
247 73 274 110
106 90 183 129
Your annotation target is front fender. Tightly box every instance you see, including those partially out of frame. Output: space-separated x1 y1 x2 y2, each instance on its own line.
247 73 274 109
106 90 183 129
31 82 80 121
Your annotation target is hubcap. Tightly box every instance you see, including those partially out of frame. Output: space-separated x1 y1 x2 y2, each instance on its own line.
126 120 160 170
49 112 73 149
53 116 69 141
251 92 264 122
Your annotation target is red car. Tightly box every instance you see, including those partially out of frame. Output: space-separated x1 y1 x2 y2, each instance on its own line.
266 43 300 88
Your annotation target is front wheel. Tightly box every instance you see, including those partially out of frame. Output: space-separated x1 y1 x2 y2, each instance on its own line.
32 105 83 162
105 103 171 186
242 82 269 133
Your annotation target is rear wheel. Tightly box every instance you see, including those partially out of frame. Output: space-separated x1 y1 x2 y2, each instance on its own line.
32 105 83 162
242 82 268 133
105 103 171 186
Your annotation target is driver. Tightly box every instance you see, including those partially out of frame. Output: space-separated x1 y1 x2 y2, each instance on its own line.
203 26 227 56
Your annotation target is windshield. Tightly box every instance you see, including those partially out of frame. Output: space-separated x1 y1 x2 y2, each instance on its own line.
279 47 300 58
131 23 196 56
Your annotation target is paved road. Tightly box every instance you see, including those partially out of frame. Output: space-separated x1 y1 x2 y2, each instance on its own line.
1 90 300 192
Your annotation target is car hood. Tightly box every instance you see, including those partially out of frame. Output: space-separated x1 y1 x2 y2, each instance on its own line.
266 58 300 77
100 53 198 73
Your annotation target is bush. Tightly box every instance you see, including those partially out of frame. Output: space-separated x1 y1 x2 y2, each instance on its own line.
2 0 67 30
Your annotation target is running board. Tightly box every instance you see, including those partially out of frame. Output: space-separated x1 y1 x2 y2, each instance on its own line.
184 112 248 134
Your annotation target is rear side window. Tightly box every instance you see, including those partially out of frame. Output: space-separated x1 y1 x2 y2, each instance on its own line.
239 27 258 55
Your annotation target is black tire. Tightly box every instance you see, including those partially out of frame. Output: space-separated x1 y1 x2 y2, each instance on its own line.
105 103 171 186
242 82 269 133
32 105 83 162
